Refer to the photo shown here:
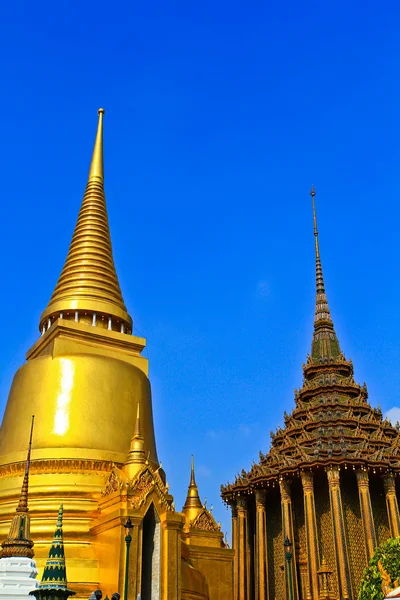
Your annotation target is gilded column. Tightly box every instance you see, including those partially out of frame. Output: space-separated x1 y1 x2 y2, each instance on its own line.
301 472 320 600
383 474 400 538
237 496 249 600
356 470 377 562
161 511 184 600
232 502 239 600
255 490 269 600
327 468 352 600
279 479 298 600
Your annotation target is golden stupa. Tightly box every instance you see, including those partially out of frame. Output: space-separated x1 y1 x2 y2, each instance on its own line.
0 110 233 599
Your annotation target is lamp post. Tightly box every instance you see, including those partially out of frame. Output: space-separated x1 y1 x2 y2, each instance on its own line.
284 536 294 600
123 517 133 600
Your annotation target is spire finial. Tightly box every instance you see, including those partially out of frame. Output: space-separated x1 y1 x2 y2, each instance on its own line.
183 455 202 514
124 402 146 475
190 454 196 486
88 109 105 182
0 415 35 558
310 186 323 290
40 109 132 334
134 402 141 439
308 189 341 362
17 415 35 513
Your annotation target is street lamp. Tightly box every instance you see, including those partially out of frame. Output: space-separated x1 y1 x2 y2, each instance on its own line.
284 536 294 600
123 517 133 600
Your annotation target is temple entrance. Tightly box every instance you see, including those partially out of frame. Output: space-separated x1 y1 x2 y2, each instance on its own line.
141 504 161 600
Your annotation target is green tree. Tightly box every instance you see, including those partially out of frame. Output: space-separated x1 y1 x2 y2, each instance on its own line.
358 537 400 600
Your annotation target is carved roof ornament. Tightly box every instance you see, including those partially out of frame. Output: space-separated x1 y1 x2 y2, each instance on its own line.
191 508 221 532
101 465 128 497
129 464 173 512
221 188 400 503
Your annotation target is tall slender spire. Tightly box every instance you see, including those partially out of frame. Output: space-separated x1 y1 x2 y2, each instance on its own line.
182 456 203 522
88 108 104 182
0 416 35 558
309 187 341 362
30 505 76 599
40 109 132 334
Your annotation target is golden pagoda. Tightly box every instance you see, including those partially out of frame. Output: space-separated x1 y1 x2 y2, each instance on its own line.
221 186 400 600
0 109 233 599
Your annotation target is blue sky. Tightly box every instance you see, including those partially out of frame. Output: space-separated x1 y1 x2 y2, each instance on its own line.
0 1 399 535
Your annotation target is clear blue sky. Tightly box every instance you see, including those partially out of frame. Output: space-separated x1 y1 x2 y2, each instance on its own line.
0 1 399 535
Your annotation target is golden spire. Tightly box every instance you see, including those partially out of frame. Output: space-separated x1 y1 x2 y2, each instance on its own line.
88 108 104 182
309 186 341 361
124 402 146 477
0 416 35 558
40 109 132 334
182 456 203 522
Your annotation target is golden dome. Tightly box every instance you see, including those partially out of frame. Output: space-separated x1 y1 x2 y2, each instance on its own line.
0 351 158 467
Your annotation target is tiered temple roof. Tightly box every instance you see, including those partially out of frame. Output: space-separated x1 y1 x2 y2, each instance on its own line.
221 187 400 503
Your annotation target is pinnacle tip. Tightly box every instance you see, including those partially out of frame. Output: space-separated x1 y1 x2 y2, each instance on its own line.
310 185 316 197
98 108 105 115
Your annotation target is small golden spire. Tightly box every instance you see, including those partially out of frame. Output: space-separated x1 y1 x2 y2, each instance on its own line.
0 416 35 558
124 402 146 477
40 108 132 333
190 454 196 486
182 456 203 520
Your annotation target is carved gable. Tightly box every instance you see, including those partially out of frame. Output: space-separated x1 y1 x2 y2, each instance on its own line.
191 508 220 532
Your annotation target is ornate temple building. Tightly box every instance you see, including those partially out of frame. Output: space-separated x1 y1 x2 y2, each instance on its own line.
0 110 233 600
221 187 400 600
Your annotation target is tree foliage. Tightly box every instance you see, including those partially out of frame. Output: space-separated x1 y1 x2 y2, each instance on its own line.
358 537 400 600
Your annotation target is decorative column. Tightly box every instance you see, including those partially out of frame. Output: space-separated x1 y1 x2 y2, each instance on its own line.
383 474 400 538
301 472 320 600
255 490 268 600
279 479 298 600
356 470 377 562
327 468 352 600
231 502 239 600
237 496 249 600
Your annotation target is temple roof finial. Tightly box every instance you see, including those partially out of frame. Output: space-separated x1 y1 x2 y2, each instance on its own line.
190 454 196 486
88 109 105 182
39 108 132 334
309 188 341 362
124 402 146 475
183 456 202 513
0 416 35 559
